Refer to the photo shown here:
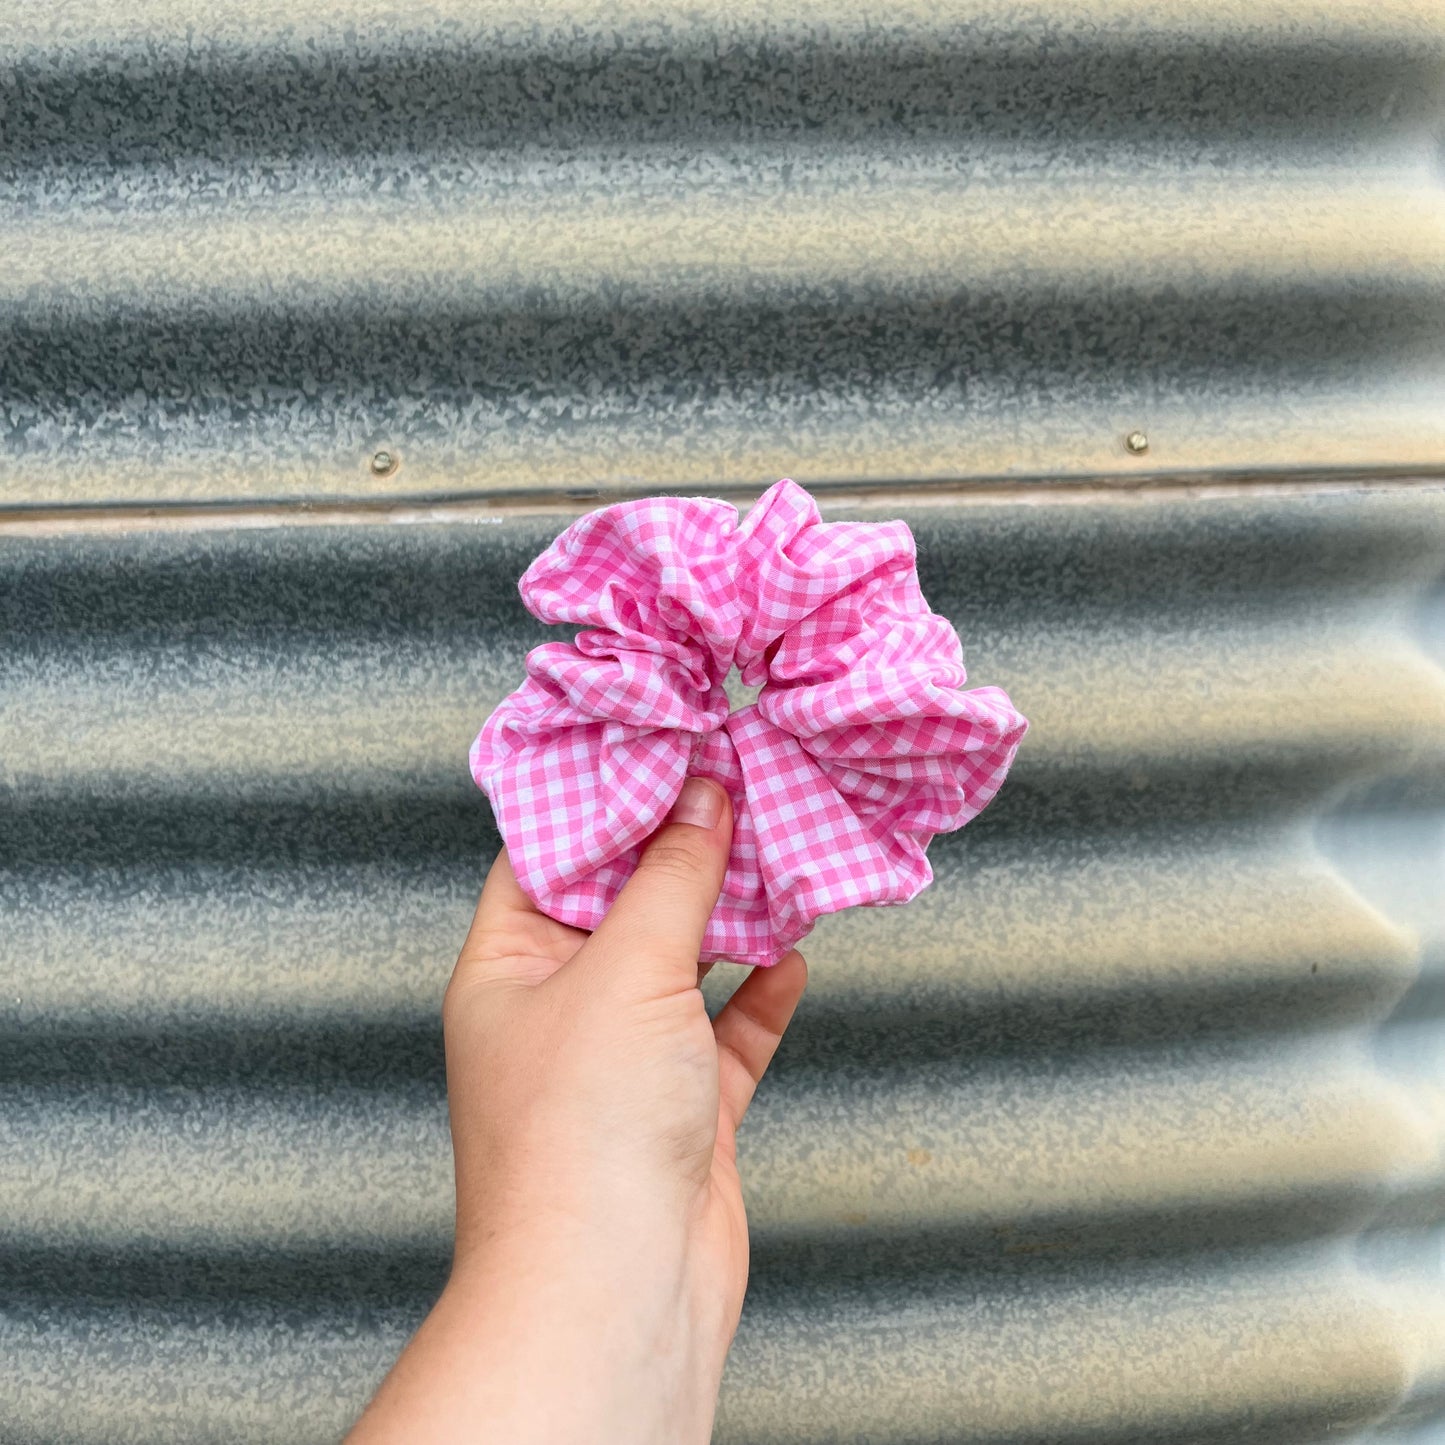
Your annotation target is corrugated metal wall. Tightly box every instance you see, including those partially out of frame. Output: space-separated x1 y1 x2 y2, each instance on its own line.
5 0 1445 502
3 3 1445 1443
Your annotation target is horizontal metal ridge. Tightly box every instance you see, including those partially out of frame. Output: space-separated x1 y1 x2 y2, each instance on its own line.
0 1240 1438 1444
9 179 1445 300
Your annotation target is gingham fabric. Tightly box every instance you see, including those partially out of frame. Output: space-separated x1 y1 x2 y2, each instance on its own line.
469 478 1028 965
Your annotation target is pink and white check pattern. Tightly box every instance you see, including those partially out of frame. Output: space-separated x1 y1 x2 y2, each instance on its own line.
469 478 1028 965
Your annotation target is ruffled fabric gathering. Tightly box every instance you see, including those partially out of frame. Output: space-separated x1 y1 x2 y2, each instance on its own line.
469 478 1028 966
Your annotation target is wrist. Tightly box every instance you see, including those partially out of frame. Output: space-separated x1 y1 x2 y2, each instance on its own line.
441 1207 728 1445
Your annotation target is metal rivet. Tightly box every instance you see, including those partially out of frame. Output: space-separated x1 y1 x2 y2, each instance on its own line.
1125 430 1149 455
370 450 397 476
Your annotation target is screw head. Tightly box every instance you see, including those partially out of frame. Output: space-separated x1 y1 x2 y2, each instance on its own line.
370 449 397 476
1125 430 1149 455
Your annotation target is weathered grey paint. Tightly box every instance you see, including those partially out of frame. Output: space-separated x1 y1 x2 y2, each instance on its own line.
3 2 1445 1442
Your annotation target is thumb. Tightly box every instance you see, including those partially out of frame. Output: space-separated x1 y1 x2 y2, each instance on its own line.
573 777 733 998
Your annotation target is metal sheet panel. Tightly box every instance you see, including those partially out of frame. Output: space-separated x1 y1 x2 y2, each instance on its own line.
3 486 1444 1442
3 1 1445 504
4 2 1445 1442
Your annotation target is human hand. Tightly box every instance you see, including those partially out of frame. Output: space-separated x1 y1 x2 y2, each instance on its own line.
345 777 809 1445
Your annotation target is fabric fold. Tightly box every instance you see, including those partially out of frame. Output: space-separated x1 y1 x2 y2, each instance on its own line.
470 478 1028 965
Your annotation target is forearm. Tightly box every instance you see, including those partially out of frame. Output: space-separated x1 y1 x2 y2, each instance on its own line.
348 808 804 1443
346 1218 726 1445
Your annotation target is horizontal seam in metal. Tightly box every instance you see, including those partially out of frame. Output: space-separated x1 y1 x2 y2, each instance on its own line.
3 470 1445 538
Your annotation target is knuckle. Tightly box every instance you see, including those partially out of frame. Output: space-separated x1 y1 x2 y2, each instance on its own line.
639 837 707 887
441 972 480 1029
441 957 506 1026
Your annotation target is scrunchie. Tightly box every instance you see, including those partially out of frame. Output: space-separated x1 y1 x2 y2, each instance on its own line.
469 478 1028 966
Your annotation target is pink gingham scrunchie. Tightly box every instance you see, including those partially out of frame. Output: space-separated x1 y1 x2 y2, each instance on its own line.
469 478 1028 965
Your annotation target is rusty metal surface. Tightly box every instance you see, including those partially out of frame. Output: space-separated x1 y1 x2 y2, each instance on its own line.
2 484 1444 1442
3 0 1445 505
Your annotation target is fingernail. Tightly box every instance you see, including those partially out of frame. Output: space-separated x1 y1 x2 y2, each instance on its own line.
669 777 723 829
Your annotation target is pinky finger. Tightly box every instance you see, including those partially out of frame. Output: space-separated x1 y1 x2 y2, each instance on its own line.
713 950 808 1134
